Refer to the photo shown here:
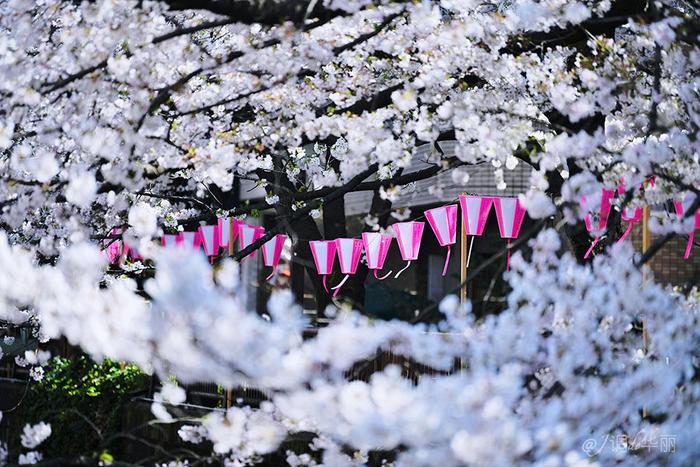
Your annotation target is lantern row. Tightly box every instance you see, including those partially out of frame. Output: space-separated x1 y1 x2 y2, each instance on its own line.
585 181 700 260
105 195 527 295
104 190 700 294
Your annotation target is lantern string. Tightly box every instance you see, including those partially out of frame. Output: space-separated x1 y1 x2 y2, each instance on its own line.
616 222 635 245
374 269 392 280
466 236 474 267
442 245 451 276
684 232 694 259
395 260 411 278
265 268 276 281
331 274 350 297
322 275 329 292
584 236 599 259
506 238 511 272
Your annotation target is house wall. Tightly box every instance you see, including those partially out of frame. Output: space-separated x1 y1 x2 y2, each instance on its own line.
629 221 699 287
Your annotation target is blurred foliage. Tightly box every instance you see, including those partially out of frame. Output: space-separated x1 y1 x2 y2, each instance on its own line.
9 354 149 462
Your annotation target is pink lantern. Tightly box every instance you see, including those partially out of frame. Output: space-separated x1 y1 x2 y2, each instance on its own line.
262 234 288 280
104 228 124 265
332 238 363 297
493 197 527 271
674 194 700 259
198 225 220 263
392 221 424 278
218 217 239 251
309 240 337 292
458 195 494 270
362 232 393 280
161 233 182 249
106 240 122 264
458 195 493 236
238 224 265 260
181 231 202 251
582 188 615 259
425 204 458 276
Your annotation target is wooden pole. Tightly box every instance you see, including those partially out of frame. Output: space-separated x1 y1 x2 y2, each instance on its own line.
641 206 651 351
641 205 651 421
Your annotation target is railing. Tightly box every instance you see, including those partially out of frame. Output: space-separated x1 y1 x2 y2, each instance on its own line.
169 348 462 409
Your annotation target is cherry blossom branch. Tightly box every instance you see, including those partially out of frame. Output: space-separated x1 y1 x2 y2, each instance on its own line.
152 17 239 44
232 162 380 260
41 59 108 94
160 0 394 26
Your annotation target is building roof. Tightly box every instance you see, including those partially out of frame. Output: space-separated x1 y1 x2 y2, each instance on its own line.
344 140 533 215
238 140 533 215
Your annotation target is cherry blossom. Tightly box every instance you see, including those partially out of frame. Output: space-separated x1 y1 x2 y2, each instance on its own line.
0 0 699 465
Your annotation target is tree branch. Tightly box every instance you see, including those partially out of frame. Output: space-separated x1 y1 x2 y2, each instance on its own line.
152 17 238 44
41 59 108 94
232 162 380 260
161 0 373 26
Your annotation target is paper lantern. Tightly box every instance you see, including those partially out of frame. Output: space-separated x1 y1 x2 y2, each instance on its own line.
392 221 424 278
362 232 393 280
425 204 458 276
309 240 337 292
161 233 182 249
674 193 700 259
458 195 493 271
582 188 615 259
106 240 122 264
262 234 288 280
458 195 493 236
493 197 526 239
181 231 202 251
331 238 363 297
104 228 124 264
198 225 220 263
218 217 240 250
493 197 527 271
238 224 265 260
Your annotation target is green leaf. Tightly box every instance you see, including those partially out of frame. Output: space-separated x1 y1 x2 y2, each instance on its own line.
99 449 114 464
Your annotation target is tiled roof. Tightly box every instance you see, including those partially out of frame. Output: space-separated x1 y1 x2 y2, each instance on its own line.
344 141 533 215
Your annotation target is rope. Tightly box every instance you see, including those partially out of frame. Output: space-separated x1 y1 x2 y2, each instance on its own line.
506 238 511 271
442 245 451 276
374 269 392 280
584 236 599 259
616 222 635 245
331 274 350 297
395 260 411 278
684 231 694 259
466 235 474 267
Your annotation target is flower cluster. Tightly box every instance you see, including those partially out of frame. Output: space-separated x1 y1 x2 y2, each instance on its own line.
0 0 699 465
